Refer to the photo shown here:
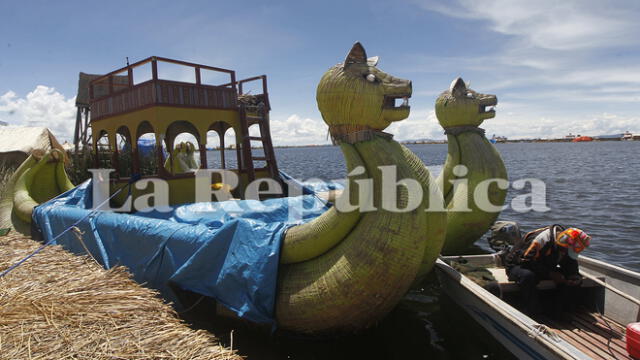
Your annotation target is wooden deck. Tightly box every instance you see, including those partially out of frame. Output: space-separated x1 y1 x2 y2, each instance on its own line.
540 310 631 360
486 266 631 358
441 255 640 360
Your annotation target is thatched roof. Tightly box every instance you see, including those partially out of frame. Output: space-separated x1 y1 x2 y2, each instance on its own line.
0 127 65 167
0 233 241 360
76 72 129 107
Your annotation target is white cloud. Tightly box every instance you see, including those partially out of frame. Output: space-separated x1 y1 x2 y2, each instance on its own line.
1 86 632 150
270 114 330 146
484 108 637 140
0 87 330 148
387 109 444 141
400 0 640 139
0 86 76 142
418 0 640 51
238 107 636 146
269 110 446 146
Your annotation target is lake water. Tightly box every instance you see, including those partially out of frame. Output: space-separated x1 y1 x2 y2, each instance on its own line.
201 141 640 359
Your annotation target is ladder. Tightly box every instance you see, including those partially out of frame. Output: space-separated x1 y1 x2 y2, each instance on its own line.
237 75 279 183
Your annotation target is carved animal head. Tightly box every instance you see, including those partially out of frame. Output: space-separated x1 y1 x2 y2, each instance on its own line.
175 142 186 153
435 78 497 128
184 141 196 155
316 42 412 130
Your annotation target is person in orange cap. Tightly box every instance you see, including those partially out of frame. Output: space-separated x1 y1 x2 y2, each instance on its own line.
504 225 591 314
555 228 591 261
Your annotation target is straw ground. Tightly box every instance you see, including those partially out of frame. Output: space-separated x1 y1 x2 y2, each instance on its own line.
0 232 241 360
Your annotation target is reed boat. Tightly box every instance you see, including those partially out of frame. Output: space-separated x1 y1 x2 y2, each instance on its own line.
8 44 457 335
6 43 511 335
436 254 640 359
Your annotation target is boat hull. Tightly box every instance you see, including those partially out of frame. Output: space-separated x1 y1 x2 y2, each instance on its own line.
435 258 592 360
576 257 640 325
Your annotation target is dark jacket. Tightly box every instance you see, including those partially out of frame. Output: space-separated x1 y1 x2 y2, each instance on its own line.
506 225 579 279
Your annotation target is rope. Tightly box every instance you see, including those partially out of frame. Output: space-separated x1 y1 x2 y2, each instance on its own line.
593 301 617 353
71 226 100 266
328 125 393 144
443 126 486 136
0 176 139 279
177 295 206 314
528 323 561 342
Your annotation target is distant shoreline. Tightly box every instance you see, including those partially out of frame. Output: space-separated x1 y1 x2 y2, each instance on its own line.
400 137 635 145
266 137 636 149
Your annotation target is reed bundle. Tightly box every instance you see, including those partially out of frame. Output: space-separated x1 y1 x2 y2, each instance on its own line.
0 233 240 360
237 94 265 107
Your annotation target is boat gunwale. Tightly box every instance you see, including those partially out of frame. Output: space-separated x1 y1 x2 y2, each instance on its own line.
441 254 640 283
578 256 640 283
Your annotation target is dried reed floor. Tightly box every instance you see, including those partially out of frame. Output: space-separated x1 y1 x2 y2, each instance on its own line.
0 232 241 360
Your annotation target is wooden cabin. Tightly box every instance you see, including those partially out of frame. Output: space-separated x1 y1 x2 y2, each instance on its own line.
87 56 279 206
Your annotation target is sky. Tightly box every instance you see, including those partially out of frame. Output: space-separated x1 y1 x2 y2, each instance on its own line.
1 0 640 146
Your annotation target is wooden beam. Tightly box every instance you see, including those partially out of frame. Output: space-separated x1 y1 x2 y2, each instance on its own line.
154 56 234 74
89 57 154 85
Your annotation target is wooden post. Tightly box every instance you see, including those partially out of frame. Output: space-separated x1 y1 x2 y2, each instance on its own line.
74 107 82 152
235 138 243 171
199 143 207 169
112 145 120 179
195 67 201 85
220 132 226 169
158 145 166 176
231 71 237 92
132 146 141 175
262 75 270 110
94 140 100 169
168 146 174 173
151 58 158 80
128 67 134 87
83 108 90 149
157 136 167 177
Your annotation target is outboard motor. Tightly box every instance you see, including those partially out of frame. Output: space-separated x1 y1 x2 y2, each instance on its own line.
487 221 522 251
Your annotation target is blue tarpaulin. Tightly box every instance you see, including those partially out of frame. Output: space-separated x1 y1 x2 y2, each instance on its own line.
278 170 344 194
32 180 329 326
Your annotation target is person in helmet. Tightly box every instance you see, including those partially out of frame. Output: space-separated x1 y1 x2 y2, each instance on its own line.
505 225 591 314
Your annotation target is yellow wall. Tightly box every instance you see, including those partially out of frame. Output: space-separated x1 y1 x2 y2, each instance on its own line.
92 104 276 205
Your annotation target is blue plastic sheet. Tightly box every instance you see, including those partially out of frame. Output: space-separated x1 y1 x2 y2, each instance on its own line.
32 180 329 326
278 170 344 194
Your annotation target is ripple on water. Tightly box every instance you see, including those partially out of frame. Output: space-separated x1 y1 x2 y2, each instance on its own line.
276 141 640 271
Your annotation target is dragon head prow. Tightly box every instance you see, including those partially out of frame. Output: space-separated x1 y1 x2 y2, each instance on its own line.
316 42 412 132
435 77 497 128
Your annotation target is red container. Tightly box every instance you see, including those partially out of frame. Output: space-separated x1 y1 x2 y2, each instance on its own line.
628 322 640 359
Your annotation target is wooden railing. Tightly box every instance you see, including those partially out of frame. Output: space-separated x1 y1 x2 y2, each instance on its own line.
221 74 270 111
89 56 239 121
